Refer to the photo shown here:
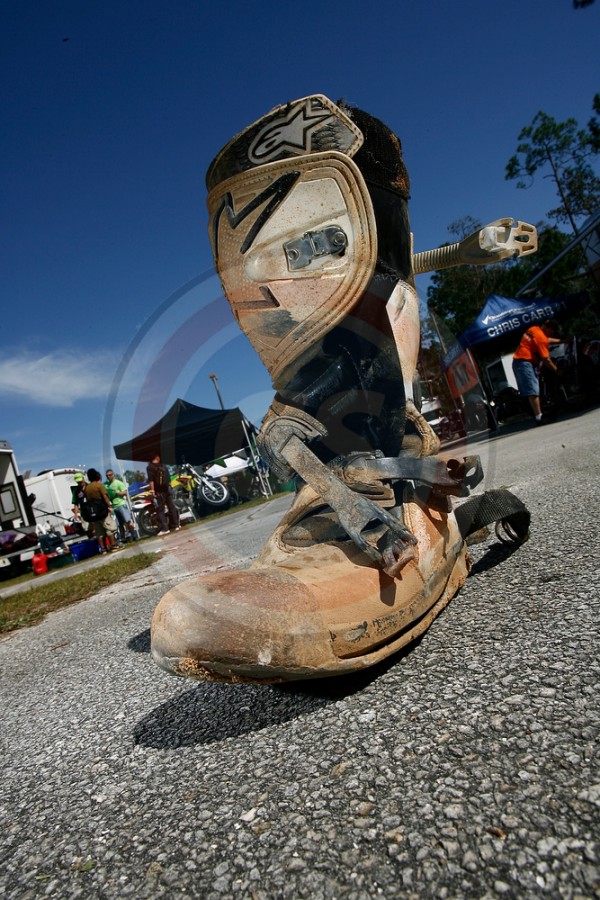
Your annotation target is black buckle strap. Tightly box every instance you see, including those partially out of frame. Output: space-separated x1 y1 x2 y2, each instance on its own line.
259 410 489 574
281 435 417 575
454 488 530 544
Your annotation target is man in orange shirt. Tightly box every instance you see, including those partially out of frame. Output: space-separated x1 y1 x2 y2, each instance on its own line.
512 319 561 424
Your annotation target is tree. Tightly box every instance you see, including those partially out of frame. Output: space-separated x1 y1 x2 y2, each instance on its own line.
425 218 513 336
505 102 600 233
426 220 598 347
496 225 582 297
123 469 146 485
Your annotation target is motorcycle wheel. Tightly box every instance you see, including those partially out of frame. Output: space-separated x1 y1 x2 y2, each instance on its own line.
246 481 262 500
174 496 195 521
138 508 159 536
199 478 230 507
466 406 487 432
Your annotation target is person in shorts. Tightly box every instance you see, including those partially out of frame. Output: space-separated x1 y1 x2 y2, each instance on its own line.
71 471 94 538
105 469 137 542
86 468 119 552
512 319 561 425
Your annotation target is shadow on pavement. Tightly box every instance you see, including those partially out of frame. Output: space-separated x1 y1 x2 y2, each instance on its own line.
273 650 407 700
468 540 524 577
133 681 333 748
133 641 415 749
128 628 151 653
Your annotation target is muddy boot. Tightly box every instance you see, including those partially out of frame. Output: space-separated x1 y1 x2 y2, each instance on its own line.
151 96 531 683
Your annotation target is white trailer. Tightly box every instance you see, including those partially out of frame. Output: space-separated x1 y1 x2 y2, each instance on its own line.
0 440 37 578
24 468 83 536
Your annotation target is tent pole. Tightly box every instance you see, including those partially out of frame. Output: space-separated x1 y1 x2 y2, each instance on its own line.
241 419 272 497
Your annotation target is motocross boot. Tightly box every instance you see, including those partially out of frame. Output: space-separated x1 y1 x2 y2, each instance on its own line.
151 96 526 683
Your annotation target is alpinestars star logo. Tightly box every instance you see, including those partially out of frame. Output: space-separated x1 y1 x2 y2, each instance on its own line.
249 101 334 164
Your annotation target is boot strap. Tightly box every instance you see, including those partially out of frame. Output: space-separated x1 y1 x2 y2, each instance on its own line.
339 453 483 496
258 407 483 576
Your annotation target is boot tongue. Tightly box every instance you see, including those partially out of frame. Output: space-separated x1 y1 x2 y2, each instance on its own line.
284 505 386 548
282 471 396 549
284 507 349 546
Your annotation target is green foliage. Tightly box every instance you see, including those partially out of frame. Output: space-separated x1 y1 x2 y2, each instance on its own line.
426 221 600 346
497 226 582 296
427 257 508 336
505 101 600 229
123 468 146 484
425 218 515 334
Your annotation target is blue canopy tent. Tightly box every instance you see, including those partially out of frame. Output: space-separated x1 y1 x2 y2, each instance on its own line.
458 292 588 348
441 291 588 370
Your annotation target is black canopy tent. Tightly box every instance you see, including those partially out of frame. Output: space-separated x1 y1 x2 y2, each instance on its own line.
113 399 256 466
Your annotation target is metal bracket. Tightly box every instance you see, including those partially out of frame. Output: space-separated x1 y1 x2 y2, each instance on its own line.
281 435 417 575
284 226 348 270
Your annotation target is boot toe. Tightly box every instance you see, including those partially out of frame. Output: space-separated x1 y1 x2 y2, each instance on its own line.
151 568 335 683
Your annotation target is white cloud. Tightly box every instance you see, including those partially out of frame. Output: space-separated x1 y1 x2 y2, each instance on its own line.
0 349 120 407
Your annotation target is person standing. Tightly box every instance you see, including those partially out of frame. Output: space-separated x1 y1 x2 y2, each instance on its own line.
85 468 119 552
512 319 561 425
71 472 94 538
104 469 137 542
146 454 180 536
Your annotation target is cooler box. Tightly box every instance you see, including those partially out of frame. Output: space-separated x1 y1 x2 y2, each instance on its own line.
39 533 66 554
47 552 74 570
70 539 100 562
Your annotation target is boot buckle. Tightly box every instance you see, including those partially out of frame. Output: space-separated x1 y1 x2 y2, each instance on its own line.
284 226 348 270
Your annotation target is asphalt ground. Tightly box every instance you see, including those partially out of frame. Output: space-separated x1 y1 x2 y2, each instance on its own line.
0 409 598 898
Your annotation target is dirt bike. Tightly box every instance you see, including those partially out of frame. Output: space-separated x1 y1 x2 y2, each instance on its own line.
131 492 160 537
494 385 527 422
463 391 498 432
130 490 193 537
171 463 230 512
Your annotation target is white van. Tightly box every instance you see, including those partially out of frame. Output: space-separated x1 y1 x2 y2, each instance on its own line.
25 468 83 536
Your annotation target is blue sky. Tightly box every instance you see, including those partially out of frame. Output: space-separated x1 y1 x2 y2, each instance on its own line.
2 0 598 476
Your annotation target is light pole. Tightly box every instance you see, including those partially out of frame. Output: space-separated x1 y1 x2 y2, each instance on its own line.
209 373 225 410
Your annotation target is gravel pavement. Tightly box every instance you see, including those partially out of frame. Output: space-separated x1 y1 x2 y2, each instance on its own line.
1 409 599 898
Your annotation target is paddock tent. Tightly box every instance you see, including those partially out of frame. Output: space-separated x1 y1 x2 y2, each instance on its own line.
113 399 255 466
458 292 588 348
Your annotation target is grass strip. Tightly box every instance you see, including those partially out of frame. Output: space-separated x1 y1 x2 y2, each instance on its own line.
0 552 156 635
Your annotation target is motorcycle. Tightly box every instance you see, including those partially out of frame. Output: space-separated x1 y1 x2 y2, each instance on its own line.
494 385 527 422
131 491 161 537
171 463 230 513
130 490 195 537
463 391 498 432
132 465 231 537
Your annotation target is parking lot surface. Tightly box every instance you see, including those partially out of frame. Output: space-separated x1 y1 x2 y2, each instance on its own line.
1 409 599 898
